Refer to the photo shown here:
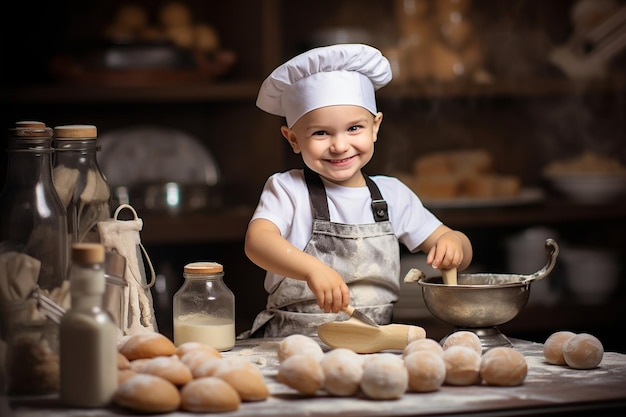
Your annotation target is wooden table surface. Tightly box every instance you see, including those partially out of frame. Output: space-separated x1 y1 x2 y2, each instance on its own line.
5 337 626 417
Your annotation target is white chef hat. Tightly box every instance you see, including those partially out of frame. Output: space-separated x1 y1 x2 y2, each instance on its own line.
256 43 392 128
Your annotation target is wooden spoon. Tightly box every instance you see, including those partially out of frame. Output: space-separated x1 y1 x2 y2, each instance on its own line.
442 267 458 286
317 318 426 354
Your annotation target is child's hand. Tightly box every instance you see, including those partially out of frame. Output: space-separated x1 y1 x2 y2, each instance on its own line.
425 228 470 270
305 264 350 313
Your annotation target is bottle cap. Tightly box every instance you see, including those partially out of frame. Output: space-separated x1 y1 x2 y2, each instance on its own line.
184 262 223 274
53 125 98 139
72 243 105 264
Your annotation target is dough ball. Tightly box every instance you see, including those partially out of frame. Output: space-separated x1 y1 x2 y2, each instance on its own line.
277 354 325 395
175 342 222 359
180 349 221 370
562 333 604 370
443 331 482 355
480 347 527 386
543 331 576 365
119 332 176 360
129 358 151 373
140 356 193 386
360 353 408 400
404 350 446 392
113 374 181 413
117 352 131 370
214 358 269 401
443 346 482 386
403 338 444 357
278 334 324 363
118 369 137 385
180 376 240 413
320 348 364 396
191 357 223 379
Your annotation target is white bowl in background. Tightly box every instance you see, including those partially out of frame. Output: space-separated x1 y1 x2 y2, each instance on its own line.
545 173 626 204
560 247 620 304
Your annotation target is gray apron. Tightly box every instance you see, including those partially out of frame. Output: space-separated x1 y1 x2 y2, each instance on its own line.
246 168 400 338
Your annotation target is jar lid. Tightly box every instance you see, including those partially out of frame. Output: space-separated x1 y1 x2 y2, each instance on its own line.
8 121 53 138
54 124 98 139
72 243 105 264
184 262 223 274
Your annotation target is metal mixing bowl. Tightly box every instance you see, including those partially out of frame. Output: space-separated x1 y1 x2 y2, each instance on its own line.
418 239 559 329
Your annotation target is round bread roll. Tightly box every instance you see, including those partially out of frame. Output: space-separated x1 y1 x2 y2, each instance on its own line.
175 342 222 359
191 357 223 379
140 356 193 386
214 358 269 401
118 352 131 370
129 358 151 373
180 377 240 413
277 354 325 395
562 333 604 370
480 347 527 386
403 338 444 357
113 374 181 413
278 334 324 363
360 353 408 400
543 331 576 365
118 369 137 385
443 331 482 355
443 346 482 386
119 332 177 360
404 350 446 392
320 348 364 396
180 349 221 370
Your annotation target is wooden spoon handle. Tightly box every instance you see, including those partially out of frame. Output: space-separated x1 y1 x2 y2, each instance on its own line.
442 267 458 285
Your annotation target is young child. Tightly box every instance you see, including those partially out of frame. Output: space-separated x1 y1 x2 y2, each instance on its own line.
244 43 472 338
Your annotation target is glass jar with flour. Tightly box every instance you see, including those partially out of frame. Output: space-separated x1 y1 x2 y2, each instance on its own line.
173 262 235 351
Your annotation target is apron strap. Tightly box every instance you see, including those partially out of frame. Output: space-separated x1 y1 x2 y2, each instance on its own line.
303 167 389 222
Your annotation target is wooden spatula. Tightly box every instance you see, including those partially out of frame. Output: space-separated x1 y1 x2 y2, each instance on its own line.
442 267 458 285
317 318 426 353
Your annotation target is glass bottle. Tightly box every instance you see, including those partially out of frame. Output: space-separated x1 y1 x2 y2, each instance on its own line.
0 121 69 292
52 124 111 245
173 262 235 351
59 243 117 407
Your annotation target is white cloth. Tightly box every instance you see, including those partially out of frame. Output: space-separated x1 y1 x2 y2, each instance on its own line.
256 44 392 127
250 170 442 293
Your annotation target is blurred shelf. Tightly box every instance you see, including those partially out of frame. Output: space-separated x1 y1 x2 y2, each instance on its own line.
5 76 625 105
136 198 626 245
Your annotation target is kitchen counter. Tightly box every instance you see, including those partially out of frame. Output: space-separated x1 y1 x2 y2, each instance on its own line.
4 337 626 417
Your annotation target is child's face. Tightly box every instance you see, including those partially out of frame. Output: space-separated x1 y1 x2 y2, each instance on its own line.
282 105 382 187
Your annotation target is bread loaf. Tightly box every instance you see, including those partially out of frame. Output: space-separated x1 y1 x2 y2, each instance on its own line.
113 374 181 413
119 332 176 361
214 358 270 401
180 377 240 413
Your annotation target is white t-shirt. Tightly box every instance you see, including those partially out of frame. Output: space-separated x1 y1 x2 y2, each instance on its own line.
251 169 442 292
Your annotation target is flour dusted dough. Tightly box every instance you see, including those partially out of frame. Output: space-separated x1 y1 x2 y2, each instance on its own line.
404 350 446 392
180 349 221 370
140 356 193 386
443 331 482 355
213 357 270 401
277 354 325 395
175 341 222 359
443 346 482 386
562 333 604 369
403 338 444 357
360 353 408 400
191 357 223 379
480 347 527 386
180 377 240 413
118 369 137 385
113 374 181 413
543 330 576 365
278 334 324 362
119 332 176 360
320 348 364 396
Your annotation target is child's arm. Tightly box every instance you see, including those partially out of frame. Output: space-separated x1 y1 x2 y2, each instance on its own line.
244 218 350 313
419 224 473 271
